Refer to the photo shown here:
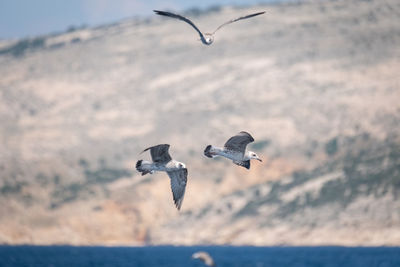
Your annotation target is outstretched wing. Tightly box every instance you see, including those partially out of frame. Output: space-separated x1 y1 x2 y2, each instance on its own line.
234 160 251 170
154 10 205 40
212 11 266 34
167 168 188 210
224 131 255 155
142 144 172 163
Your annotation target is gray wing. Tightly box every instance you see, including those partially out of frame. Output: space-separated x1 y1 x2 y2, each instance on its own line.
224 131 255 154
234 160 251 170
167 168 188 210
154 10 205 40
142 144 172 163
212 11 266 34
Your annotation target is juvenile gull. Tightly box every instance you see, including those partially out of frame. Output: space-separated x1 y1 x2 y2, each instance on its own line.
136 144 187 210
192 251 216 267
204 131 262 169
153 10 266 45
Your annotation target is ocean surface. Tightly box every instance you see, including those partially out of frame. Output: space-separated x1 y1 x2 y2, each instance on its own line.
0 246 399 267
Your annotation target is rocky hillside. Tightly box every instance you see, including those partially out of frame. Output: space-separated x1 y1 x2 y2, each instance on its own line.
0 0 399 245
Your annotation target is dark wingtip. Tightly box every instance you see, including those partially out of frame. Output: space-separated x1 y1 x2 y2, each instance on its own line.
240 131 255 142
243 160 251 170
154 10 166 16
141 143 170 154
174 199 182 210
255 11 266 16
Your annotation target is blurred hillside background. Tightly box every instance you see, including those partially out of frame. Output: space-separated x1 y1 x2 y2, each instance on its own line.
0 0 399 246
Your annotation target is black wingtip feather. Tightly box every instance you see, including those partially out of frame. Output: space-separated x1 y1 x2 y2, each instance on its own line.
240 131 255 142
174 195 183 210
243 160 251 169
154 10 169 16
249 11 266 17
141 143 170 154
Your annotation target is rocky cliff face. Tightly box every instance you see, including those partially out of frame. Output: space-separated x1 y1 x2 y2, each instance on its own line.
0 0 399 245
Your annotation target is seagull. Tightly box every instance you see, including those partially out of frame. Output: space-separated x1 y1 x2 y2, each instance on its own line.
192 251 216 267
136 144 188 210
153 10 266 45
204 131 262 169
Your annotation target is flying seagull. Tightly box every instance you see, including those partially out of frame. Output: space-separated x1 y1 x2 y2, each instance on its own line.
204 131 262 169
153 10 266 45
136 144 188 210
192 251 216 267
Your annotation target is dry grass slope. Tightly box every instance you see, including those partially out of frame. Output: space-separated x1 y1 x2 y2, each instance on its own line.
0 0 399 245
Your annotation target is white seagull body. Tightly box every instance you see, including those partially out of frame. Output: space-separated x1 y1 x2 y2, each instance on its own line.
136 144 187 210
204 131 262 169
154 10 266 45
192 251 216 267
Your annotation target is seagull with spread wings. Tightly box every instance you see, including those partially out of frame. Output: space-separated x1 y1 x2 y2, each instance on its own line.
136 144 188 210
154 10 265 45
204 131 262 169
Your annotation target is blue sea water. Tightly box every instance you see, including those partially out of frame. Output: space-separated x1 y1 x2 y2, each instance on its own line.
0 246 399 267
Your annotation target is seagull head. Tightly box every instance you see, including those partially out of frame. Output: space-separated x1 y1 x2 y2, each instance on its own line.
248 151 262 162
177 162 186 169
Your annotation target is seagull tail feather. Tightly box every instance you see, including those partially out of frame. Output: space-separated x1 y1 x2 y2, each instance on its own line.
204 145 214 158
136 160 151 176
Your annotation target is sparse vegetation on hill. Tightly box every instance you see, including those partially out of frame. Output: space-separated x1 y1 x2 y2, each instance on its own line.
0 0 399 245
